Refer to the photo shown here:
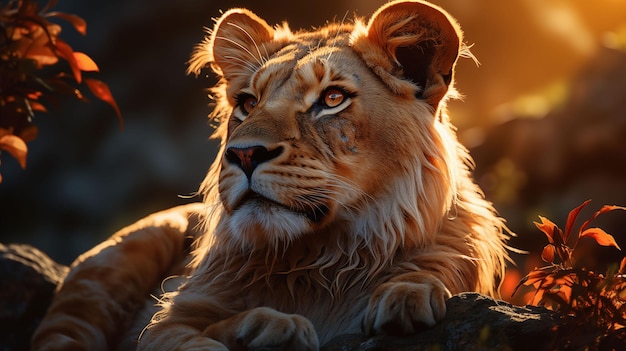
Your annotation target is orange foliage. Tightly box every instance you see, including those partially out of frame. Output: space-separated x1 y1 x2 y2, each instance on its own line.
0 128 27 182
515 200 626 350
0 0 121 182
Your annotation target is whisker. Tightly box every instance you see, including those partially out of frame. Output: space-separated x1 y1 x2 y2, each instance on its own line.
329 173 373 200
326 10 350 63
215 35 263 68
223 55 259 73
226 22 266 66
292 176 371 214
261 43 270 64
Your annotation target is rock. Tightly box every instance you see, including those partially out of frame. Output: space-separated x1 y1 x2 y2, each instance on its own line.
1 244 561 351
0 243 68 351
320 293 560 351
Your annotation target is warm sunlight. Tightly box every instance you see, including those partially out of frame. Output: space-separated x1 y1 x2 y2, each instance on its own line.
1 1 625 350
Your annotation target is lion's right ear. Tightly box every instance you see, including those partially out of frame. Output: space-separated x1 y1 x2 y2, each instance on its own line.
187 9 274 81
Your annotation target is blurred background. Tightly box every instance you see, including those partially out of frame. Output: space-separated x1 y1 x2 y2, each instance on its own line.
1 0 625 304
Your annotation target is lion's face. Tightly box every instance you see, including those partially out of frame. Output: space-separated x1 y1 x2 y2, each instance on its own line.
191 3 463 246
219 45 427 243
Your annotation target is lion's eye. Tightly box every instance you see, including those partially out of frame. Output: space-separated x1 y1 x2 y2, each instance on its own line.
235 94 258 120
312 86 354 119
241 96 258 114
322 88 345 108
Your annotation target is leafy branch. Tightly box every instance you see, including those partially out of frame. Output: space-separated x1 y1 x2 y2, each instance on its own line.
0 0 121 182
515 200 626 350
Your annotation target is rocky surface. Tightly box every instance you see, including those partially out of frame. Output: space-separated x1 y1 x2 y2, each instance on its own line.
1 243 561 351
0 244 68 351
320 293 560 351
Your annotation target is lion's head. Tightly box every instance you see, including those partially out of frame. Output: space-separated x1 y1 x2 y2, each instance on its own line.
188 1 505 296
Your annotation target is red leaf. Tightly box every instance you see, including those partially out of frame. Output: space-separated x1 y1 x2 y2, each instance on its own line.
580 227 621 250
46 12 87 35
84 78 123 129
18 125 38 143
73 52 99 72
541 244 555 264
564 200 591 242
531 288 545 305
534 216 559 244
0 133 28 169
521 269 551 287
53 39 82 83
580 205 626 234
28 100 47 113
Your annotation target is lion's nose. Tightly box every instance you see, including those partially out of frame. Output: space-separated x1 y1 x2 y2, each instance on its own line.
225 145 283 179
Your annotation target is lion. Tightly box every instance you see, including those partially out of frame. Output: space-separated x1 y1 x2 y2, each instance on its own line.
31 1 509 350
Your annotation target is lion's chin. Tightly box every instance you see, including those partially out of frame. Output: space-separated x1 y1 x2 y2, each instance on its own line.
226 198 316 246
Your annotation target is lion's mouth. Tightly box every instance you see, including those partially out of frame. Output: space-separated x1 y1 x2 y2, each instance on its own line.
236 191 329 223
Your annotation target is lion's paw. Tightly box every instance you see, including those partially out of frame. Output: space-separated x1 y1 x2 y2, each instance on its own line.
221 307 319 351
363 278 451 336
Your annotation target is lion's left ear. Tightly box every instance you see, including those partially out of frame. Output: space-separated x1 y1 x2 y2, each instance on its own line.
352 0 462 110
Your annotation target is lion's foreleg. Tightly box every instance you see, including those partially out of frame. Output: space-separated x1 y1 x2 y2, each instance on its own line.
139 304 319 351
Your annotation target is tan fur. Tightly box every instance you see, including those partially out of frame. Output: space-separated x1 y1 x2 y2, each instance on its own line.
32 1 509 350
